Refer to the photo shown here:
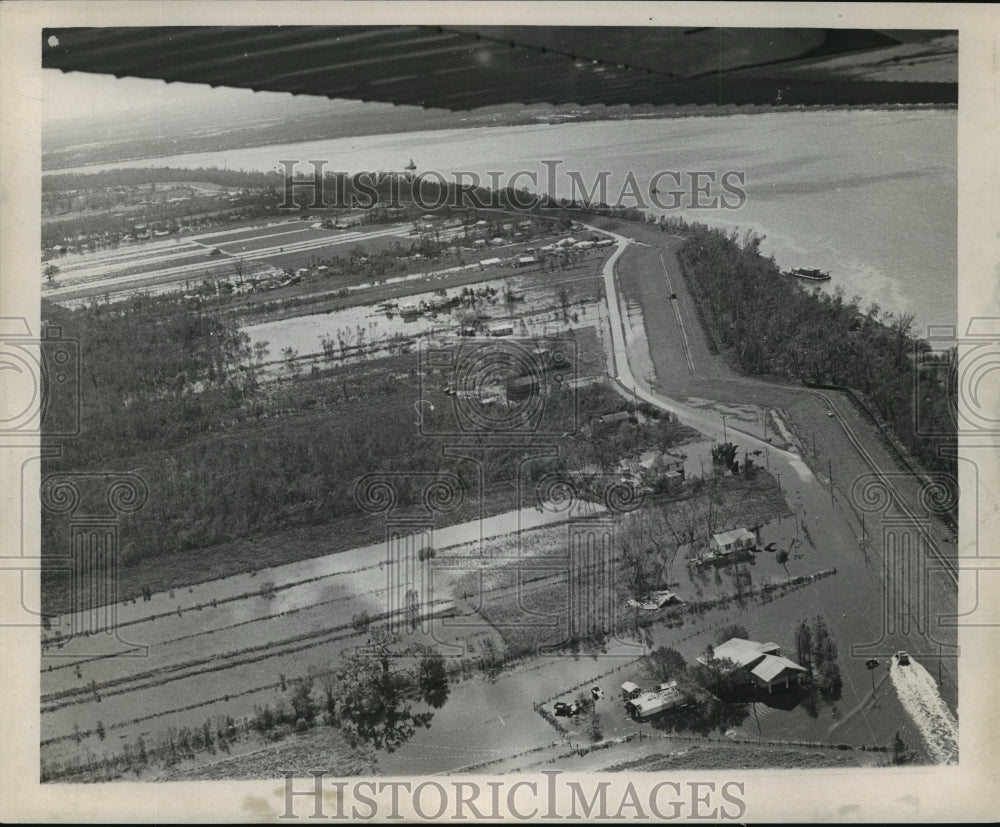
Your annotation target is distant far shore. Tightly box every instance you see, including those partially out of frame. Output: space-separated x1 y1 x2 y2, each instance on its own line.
43 100 956 174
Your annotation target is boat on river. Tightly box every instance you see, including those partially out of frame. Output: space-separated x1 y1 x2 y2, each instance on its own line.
782 266 832 281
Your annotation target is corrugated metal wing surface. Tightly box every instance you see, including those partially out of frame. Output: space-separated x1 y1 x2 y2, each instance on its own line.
42 26 957 110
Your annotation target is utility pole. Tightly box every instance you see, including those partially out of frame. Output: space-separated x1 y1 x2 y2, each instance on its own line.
722 414 728 444
762 409 768 441
774 472 781 490
828 459 834 507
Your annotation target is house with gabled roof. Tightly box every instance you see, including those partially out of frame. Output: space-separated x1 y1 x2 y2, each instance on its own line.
698 638 807 694
710 528 756 555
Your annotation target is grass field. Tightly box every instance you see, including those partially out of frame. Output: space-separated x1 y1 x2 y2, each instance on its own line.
604 743 877 771
159 726 374 781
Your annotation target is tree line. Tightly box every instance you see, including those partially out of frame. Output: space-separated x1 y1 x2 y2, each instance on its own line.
676 222 956 489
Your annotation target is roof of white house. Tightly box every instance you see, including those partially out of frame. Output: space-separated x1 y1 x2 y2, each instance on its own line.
621 681 641 693
626 590 679 610
638 450 661 467
750 655 808 683
629 695 672 716
629 682 683 716
711 528 756 547
711 638 782 667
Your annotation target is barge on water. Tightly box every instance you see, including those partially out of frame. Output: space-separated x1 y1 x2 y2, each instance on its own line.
782 266 832 282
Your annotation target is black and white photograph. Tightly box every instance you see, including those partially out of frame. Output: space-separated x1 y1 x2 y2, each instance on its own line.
1 1 997 822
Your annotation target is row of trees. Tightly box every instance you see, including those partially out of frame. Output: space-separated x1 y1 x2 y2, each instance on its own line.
45 628 452 780
795 615 843 699
42 166 284 193
252 629 451 752
677 223 956 485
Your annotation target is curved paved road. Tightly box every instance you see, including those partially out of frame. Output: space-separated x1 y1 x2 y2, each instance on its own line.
587 220 959 716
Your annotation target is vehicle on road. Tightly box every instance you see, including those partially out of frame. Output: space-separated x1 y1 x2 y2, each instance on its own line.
827 410 835 417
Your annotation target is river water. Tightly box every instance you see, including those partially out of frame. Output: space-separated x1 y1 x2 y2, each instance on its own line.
51 110 956 332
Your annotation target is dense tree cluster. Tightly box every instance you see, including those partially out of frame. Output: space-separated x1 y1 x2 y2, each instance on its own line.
677 223 956 486
43 297 255 466
324 631 447 752
795 614 843 713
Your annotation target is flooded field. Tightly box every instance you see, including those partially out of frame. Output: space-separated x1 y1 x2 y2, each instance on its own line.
40 502 606 767
243 269 604 367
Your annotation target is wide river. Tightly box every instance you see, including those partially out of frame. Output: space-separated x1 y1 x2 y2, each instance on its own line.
53 110 957 332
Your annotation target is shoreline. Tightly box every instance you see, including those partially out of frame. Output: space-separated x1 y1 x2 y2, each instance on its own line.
43 102 957 175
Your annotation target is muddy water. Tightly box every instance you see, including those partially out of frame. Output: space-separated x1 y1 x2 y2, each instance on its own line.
242 278 603 362
41 503 606 754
